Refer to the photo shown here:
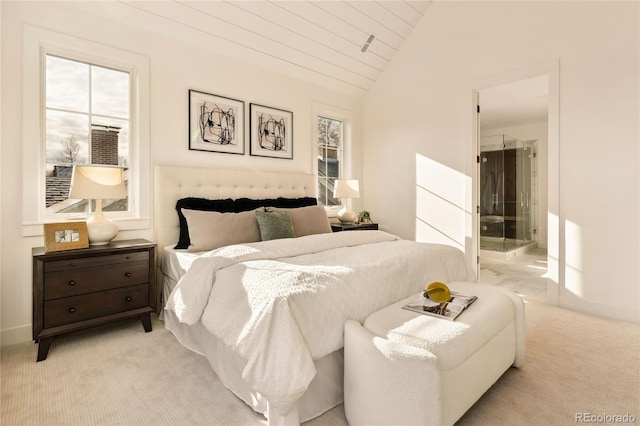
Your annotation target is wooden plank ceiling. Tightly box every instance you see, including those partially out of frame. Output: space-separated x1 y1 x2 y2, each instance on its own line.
113 1 431 95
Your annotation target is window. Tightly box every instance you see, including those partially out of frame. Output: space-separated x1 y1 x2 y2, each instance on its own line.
45 55 130 214
22 25 150 236
317 116 343 206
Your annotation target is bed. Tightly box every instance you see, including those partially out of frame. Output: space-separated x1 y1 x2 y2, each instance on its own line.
154 165 475 425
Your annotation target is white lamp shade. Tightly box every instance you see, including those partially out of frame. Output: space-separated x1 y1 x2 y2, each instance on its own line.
69 165 126 200
333 179 360 199
69 164 126 246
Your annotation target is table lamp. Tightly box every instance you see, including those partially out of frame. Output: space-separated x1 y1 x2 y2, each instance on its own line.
333 179 360 224
69 164 126 245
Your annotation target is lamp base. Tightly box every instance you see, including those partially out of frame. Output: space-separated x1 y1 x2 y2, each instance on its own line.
337 205 357 224
86 209 118 246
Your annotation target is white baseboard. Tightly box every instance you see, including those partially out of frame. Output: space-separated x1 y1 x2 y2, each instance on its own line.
1 324 32 347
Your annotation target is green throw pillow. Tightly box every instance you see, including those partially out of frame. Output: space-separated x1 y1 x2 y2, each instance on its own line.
255 211 296 241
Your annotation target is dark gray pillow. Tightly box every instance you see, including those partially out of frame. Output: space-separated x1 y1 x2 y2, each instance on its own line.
235 198 278 212
275 197 317 208
255 211 295 241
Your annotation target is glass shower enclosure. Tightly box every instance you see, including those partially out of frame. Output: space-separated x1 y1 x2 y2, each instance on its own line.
480 135 536 252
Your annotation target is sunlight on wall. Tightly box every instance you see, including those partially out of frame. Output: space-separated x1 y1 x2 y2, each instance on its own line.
415 154 468 250
564 219 583 297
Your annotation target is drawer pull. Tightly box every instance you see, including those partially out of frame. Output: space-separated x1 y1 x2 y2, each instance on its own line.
69 280 76 286
124 272 132 277
125 296 132 302
69 307 76 313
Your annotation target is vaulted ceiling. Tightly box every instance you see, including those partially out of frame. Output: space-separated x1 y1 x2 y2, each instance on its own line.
72 1 432 96
68 1 547 125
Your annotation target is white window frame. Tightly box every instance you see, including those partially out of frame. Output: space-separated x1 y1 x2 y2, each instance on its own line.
311 102 355 214
22 25 150 236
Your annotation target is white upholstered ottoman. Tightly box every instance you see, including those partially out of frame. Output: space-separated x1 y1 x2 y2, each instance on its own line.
344 282 525 426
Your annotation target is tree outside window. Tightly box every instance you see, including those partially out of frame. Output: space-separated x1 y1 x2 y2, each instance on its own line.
317 116 343 206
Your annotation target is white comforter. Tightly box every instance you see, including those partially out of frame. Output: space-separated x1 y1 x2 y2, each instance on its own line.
165 231 474 414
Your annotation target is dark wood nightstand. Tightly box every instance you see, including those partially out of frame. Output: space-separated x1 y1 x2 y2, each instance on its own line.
32 239 156 362
331 222 379 232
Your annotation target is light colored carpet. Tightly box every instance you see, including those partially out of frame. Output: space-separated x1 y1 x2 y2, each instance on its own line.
2 299 638 426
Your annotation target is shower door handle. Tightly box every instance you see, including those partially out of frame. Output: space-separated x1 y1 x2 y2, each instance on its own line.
520 192 524 208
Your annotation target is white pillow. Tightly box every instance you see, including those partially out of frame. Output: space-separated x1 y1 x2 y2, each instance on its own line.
181 208 261 252
266 205 331 237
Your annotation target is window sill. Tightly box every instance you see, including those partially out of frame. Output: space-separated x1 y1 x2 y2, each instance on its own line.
324 206 340 218
22 218 151 237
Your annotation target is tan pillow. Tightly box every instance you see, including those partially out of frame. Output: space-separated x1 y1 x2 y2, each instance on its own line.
266 205 331 237
181 208 261 252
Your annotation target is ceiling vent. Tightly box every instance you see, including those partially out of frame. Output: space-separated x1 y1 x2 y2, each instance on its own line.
360 34 375 53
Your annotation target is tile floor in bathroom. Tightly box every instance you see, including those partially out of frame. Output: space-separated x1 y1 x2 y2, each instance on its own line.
479 247 549 301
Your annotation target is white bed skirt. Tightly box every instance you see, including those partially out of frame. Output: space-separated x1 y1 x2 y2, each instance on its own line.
162 275 344 424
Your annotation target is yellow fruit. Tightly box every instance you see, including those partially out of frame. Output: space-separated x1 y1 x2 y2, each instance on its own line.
424 282 451 303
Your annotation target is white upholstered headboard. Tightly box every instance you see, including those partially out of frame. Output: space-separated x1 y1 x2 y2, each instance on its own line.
154 165 317 251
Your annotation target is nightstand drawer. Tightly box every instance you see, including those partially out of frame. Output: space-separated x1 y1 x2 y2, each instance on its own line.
44 260 150 300
44 252 149 273
44 284 149 328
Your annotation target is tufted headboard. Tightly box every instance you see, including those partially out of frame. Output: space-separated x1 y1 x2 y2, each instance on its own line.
154 165 317 251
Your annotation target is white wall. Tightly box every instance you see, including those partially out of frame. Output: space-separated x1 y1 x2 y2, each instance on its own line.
0 1 362 344
481 122 548 250
363 2 639 323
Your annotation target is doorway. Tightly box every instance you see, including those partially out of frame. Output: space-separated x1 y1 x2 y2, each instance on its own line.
475 74 550 300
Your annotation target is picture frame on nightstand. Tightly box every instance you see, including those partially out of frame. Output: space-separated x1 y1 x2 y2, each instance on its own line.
43 222 89 253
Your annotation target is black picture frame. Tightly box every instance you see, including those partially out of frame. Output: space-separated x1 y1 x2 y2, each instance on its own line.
250 103 293 159
189 89 245 155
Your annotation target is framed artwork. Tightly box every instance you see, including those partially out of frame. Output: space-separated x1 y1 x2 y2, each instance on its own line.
43 222 89 253
189 90 244 155
250 103 293 159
